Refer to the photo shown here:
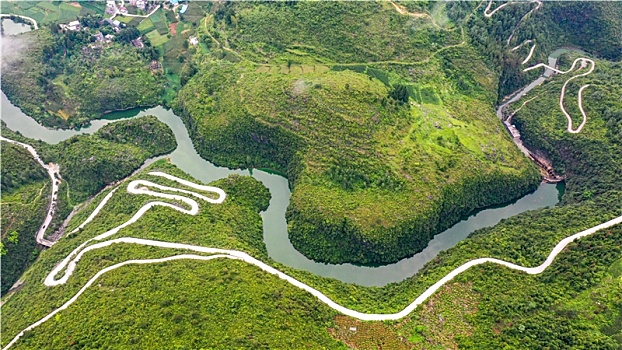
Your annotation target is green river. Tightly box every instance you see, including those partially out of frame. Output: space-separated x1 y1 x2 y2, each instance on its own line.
0 19 563 286
1 90 563 286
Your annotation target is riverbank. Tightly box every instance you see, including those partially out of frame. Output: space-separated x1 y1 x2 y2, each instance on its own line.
0 90 562 286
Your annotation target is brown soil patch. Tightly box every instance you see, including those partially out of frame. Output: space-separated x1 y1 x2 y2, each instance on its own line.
169 22 178 36
52 109 71 121
394 282 480 349
328 315 412 350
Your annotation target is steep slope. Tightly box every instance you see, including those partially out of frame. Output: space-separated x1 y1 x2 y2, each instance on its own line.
1 142 49 294
175 1 540 265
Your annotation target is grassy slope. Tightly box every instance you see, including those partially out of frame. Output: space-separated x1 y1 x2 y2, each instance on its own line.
2 159 620 349
209 1 462 64
0 1 105 26
0 160 344 349
1 143 49 294
2 62 620 347
447 1 622 99
175 1 539 265
2 2 621 348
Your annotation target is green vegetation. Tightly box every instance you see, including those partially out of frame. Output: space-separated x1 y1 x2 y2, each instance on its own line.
203 1 462 64
512 60 622 202
149 8 169 36
447 1 622 99
1 143 49 295
38 116 177 203
2 2 622 348
1 24 163 128
174 53 538 265
1 115 175 295
0 1 104 26
2 149 621 348
0 141 46 194
1 161 341 349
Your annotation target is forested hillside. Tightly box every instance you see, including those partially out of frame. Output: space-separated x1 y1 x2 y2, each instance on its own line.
1 143 49 295
1 1 621 349
174 1 540 265
1 20 163 128
40 115 177 202
0 116 175 296
447 1 622 99
513 60 622 202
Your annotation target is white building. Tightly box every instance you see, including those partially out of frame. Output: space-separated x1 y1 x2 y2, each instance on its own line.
60 20 80 31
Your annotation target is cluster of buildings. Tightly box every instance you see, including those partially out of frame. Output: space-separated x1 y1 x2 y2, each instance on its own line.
106 0 150 15
167 0 187 14
128 0 148 10
93 31 115 44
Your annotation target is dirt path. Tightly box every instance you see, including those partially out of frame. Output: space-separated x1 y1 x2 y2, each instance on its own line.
388 0 436 27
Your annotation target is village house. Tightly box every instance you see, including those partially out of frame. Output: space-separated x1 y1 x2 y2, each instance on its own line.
102 18 122 32
189 36 198 46
93 31 105 42
136 0 146 10
60 20 80 31
131 38 145 49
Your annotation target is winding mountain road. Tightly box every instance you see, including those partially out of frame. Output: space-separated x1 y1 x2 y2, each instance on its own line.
3 168 620 349
0 5 610 348
524 57 595 133
486 0 596 135
483 0 543 66
0 137 60 247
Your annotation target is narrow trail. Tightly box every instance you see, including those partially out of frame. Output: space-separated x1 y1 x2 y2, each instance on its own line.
0 137 60 247
483 0 543 58
3 169 620 349
388 0 437 27
0 14 38 30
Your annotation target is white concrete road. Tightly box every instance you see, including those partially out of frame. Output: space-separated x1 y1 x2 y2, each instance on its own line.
0 137 60 247
0 14 38 30
3 170 620 349
525 57 595 133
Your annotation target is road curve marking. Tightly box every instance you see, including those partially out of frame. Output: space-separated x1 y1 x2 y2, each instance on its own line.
43 173 226 287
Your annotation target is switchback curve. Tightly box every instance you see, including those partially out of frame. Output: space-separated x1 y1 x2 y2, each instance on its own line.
524 57 595 133
3 170 620 349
